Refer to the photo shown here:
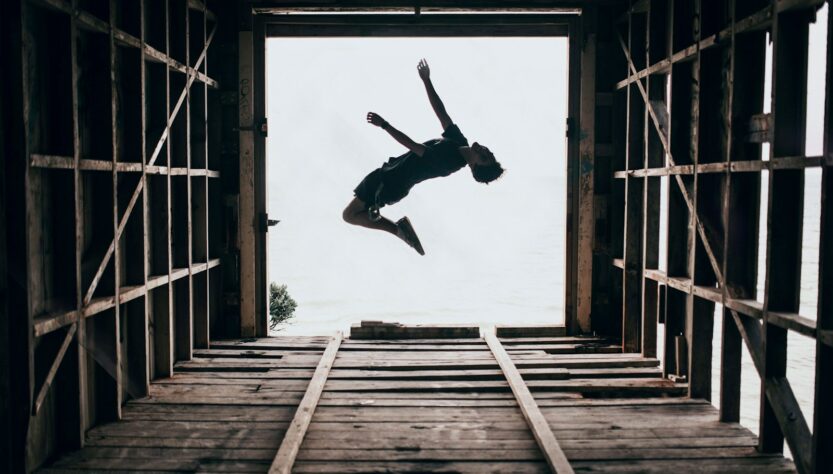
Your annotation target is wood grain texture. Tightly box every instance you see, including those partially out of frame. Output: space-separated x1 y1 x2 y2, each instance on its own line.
269 332 342 474
485 330 574 473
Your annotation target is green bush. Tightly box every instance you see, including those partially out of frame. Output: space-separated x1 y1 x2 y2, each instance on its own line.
269 282 297 330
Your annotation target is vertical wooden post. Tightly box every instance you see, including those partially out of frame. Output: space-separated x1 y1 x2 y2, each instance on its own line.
135 0 151 398
664 0 693 379
576 8 596 335
812 1 833 470
566 16 583 336
69 0 89 442
238 2 256 338
109 0 124 417
683 0 712 400
161 0 176 378
761 4 809 454
642 0 668 359
193 1 211 349
253 16 268 338
622 11 646 353
720 0 767 423
183 0 195 361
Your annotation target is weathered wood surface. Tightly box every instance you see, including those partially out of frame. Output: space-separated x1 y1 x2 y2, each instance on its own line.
270 333 342 473
485 331 573 473
44 334 795 473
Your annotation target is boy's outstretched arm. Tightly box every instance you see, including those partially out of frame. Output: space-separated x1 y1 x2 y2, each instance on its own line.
367 112 427 157
417 59 453 130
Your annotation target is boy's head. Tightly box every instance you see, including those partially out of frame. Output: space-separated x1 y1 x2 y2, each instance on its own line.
468 142 504 184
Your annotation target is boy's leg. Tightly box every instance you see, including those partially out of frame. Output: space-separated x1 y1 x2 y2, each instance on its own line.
342 197 397 234
342 197 425 255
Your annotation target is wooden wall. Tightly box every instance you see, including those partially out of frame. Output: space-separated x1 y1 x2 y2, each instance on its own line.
608 1 831 472
6 0 231 469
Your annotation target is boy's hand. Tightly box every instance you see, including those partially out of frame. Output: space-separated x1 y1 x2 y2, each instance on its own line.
417 58 430 81
367 112 387 128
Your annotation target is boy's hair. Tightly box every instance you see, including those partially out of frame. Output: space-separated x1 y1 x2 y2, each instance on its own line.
471 161 505 184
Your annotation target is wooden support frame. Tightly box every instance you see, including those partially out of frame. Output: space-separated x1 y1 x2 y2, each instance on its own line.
612 1 828 472
484 329 574 474
17 0 223 468
269 332 342 474
812 1 833 471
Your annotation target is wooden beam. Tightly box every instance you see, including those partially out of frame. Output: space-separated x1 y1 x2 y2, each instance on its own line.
812 0 833 471
239 5 256 337
253 16 268 337
269 332 342 474
621 11 646 353
70 0 89 448
613 155 824 177
484 329 574 473
760 7 809 459
720 0 765 423
575 9 595 335
108 0 124 419
251 0 619 12
32 324 77 415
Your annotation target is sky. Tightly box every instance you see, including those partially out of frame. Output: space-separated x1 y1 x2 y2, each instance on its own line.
265 37 569 334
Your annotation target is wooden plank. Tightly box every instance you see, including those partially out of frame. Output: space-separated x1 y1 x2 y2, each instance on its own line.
269 332 342 474
641 2 666 360
760 6 809 462
719 7 765 419
495 325 567 338
109 0 124 418
60 0 88 450
238 20 256 337
32 323 77 415
620 12 646 354
813 0 833 470
350 322 481 339
575 8 596 335
720 308 742 422
484 331 574 473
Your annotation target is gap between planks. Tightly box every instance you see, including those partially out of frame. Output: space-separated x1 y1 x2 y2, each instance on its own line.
268 332 342 474
484 328 575 474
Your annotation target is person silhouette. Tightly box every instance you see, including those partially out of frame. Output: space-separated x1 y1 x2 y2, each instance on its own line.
342 59 504 255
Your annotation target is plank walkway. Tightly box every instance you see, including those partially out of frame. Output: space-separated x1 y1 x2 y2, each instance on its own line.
42 330 796 473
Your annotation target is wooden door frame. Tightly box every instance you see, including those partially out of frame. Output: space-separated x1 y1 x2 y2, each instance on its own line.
242 11 591 335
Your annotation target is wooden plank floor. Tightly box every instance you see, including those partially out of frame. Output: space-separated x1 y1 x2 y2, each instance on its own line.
42 333 796 473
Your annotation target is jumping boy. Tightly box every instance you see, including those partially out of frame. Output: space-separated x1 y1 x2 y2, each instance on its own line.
342 59 504 255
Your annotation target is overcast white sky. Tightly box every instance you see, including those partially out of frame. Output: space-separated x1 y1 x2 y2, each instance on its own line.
265 37 569 334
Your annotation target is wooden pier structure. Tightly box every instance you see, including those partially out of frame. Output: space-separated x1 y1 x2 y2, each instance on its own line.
42 325 795 472
3 0 832 472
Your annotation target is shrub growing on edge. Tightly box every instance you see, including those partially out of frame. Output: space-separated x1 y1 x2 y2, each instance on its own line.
269 282 297 330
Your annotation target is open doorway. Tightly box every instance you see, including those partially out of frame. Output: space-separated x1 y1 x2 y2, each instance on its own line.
265 37 569 335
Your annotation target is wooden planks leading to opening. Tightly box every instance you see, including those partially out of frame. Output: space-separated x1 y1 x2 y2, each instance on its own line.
42 332 797 473
485 329 574 474
269 332 342 474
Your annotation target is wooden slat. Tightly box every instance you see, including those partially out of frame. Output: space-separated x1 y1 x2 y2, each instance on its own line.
269 332 342 474
813 0 833 470
32 324 77 415
484 330 574 473
350 322 481 339
760 7 810 464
